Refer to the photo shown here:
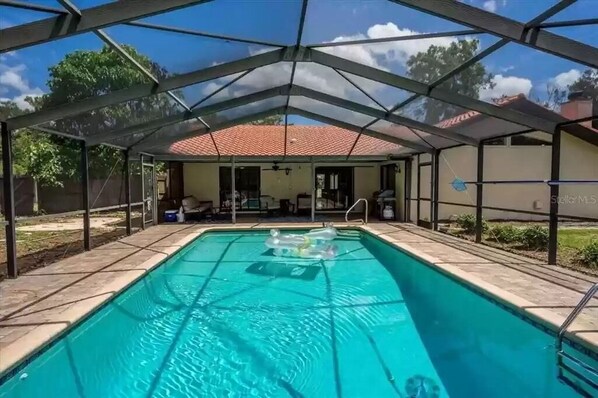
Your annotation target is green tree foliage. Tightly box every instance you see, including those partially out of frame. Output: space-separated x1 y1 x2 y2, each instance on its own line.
12 130 64 185
3 45 181 185
0 100 22 120
406 40 494 124
569 68 598 98
543 68 597 110
248 115 284 125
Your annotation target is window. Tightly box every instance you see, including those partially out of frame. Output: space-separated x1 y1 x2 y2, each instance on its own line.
219 166 261 210
315 167 353 210
380 164 396 191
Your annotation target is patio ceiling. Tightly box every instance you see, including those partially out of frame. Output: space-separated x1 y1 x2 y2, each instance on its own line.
1 0 597 158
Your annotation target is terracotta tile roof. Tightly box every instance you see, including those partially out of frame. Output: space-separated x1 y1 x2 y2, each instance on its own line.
168 125 401 157
435 94 524 129
167 94 558 157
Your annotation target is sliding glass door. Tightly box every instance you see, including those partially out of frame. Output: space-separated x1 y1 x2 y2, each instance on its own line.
219 166 261 210
315 167 353 210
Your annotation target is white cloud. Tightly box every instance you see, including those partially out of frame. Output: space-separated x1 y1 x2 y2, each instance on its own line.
0 63 44 110
0 51 17 63
549 69 581 89
201 22 470 118
482 0 497 12
324 22 458 68
499 65 514 73
0 69 31 93
479 74 532 101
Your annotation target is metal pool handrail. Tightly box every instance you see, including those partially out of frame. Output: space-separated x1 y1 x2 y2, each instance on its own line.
556 282 598 351
555 282 598 395
345 198 368 224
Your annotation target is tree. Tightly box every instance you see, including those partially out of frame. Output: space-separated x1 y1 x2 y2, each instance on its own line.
37 45 180 181
569 68 598 99
406 39 495 124
0 100 22 120
0 101 63 185
248 115 284 125
542 85 567 111
3 45 181 185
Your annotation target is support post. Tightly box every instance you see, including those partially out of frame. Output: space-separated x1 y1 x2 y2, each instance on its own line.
231 156 236 224
475 142 485 243
311 157 316 222
140 154 145 230
124 150 131 235
81 141 91 250
548 130 561 265
2 122 17 278
416 154 421 225
152 156 158 226
432 150 440 231
404 159 411 222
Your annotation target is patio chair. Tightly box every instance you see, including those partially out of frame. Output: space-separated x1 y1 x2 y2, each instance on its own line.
181 196 213 220
259 195 280 217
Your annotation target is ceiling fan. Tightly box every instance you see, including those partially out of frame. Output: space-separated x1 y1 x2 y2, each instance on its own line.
263 162 292 175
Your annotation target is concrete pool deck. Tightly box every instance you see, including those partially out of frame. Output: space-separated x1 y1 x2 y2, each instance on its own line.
0 222 596 376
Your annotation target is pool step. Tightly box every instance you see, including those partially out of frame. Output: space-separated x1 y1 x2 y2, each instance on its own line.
557 352 598 397
555 283 598 397
555 282 598 397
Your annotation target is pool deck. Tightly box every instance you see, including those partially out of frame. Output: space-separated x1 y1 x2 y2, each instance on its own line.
0 222 597 376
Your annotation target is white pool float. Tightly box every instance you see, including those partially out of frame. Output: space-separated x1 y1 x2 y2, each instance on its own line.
265 228 338 259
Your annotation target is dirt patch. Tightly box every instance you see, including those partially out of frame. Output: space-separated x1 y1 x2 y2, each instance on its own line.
0 212 142 280
17 217 121 232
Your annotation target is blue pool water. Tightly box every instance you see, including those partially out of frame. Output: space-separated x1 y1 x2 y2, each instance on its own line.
0 230 594 397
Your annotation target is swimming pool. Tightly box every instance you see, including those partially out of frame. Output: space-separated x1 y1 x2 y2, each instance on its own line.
0 229 595 397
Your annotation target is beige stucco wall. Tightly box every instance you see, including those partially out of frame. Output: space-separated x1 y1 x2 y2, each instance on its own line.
559 133 598 218
411 132 598 221
183 162 380 212
183 163 220 205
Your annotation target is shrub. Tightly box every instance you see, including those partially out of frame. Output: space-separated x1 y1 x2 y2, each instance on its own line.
578 241 598 268
455 214 487 234
519 225 549 250
488 224 521 244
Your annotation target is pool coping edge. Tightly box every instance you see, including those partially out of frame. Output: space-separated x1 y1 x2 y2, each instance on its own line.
362 225 598 357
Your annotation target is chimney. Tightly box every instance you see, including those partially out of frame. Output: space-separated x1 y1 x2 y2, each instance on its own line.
560 91 596 129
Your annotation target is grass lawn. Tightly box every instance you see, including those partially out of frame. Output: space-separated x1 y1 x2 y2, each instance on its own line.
446 220 598 271
558 228 598 250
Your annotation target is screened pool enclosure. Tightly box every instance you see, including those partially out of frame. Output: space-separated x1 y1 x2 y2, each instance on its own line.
1 0 597 277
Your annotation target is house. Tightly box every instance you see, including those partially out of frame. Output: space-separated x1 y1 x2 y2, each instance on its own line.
161 93 598 222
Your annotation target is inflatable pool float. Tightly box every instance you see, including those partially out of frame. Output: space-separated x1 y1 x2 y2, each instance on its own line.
265 228 338 259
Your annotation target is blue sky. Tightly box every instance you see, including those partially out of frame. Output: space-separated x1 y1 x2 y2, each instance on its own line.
0 0 596 127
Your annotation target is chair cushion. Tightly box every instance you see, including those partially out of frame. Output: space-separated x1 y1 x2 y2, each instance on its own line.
182 196 200 212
